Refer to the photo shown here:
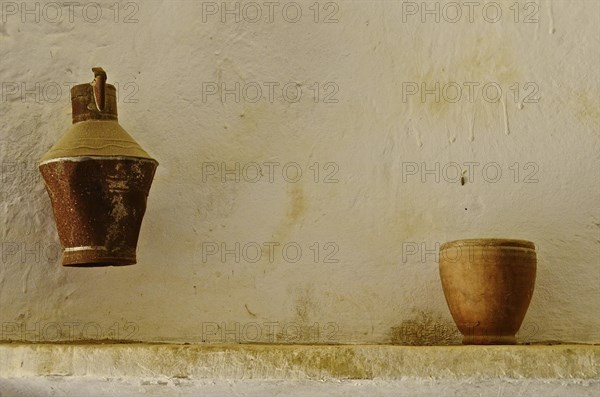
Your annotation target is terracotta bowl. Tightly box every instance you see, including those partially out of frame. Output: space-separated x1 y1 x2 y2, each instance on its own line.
439 238 536 344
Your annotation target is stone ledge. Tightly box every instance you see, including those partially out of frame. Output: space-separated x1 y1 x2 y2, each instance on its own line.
0 344 598 381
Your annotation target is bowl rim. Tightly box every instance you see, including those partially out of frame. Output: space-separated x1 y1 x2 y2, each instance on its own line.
440 238 535 251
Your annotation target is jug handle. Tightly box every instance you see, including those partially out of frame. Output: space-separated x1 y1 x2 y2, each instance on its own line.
92 67 107 112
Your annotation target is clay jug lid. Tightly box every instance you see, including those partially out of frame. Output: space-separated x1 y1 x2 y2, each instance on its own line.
40 68 156 165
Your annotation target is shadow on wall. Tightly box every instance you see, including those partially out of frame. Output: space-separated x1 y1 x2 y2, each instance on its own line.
388 310 541 345
388 311 461 345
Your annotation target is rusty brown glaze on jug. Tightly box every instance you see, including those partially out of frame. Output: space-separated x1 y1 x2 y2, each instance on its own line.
39 68 158 267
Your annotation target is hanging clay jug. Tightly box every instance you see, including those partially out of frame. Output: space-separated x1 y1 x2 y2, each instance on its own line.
439 238 536 344
39 68 158 267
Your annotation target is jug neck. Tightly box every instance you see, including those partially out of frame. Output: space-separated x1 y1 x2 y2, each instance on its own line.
71 68 118 124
